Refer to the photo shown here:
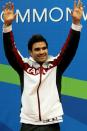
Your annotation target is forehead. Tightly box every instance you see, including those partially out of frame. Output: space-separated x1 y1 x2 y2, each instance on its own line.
32 41 47 49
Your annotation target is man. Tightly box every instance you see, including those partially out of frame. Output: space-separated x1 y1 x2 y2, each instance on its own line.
3 0 83 131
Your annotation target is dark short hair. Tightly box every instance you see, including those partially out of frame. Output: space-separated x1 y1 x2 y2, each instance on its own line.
28 34 48 51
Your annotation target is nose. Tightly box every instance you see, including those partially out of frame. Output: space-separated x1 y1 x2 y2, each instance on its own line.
39 49 44 54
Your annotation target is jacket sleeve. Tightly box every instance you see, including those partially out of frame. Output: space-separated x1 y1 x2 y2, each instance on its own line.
53 24 82 74
3 25 25 74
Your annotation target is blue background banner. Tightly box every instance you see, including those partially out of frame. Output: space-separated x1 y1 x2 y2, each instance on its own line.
0 0 87 130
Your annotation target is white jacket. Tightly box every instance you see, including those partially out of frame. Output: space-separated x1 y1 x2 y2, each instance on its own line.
3 23 82 125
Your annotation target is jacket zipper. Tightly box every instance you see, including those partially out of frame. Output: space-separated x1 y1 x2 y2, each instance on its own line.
37 65 43 121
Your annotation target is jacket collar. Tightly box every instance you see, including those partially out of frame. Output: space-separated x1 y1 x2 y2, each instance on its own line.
28 56 55 68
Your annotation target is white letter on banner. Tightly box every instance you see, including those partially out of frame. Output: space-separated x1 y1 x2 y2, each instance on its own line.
66 8 71 21
83 12 87 21
1 11 4 22
49 7 63 22
16 9 30 23
33 8 47 22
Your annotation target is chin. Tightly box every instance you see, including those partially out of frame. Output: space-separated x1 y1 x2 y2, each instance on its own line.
38 60 46 64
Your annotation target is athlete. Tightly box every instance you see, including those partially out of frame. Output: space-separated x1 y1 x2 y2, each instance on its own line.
3 0 83 131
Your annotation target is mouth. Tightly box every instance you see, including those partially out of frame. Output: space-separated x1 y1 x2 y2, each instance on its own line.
37 55 47 62
39 55 45 58
38 54 47 58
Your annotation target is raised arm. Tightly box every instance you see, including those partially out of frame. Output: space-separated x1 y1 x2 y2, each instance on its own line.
54 0 83 74
3 2 24 73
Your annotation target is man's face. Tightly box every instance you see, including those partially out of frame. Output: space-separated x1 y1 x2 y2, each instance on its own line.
30 41 48 64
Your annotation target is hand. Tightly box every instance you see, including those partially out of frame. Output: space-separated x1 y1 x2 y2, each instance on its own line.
71 0 83 25
3 2 16 25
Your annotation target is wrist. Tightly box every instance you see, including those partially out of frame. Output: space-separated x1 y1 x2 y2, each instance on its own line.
72 19 80 25
4 19 12 27
4 22 12 27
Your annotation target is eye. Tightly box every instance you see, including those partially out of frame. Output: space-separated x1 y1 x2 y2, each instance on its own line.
34 48 40 51
34 46 47 51
42 47 47 50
